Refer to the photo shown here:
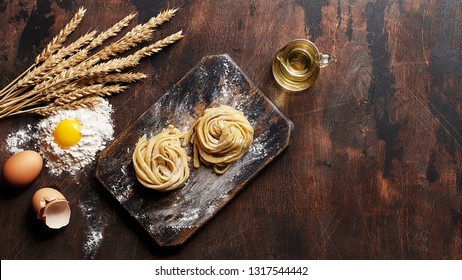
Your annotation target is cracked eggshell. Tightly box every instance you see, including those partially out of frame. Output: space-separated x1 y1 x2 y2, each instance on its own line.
32 188 71 229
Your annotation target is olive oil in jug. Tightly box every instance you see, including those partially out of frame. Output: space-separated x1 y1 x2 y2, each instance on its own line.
272 39 336 91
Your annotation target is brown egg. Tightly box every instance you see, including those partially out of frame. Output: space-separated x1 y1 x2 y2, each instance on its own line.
2 150 43 187
32 188 71 229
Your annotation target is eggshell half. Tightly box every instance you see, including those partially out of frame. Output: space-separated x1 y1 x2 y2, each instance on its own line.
32 188 71 229
2 150 43 187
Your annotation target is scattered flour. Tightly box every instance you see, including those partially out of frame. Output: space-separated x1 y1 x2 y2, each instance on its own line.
37 98 114 175
111 164 135 202
249 135 269 159
79 198 106 260
5 124 37 153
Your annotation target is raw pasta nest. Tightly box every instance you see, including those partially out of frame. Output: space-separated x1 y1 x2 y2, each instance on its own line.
184 104 254 174
132 105 254 191
132 125 190 191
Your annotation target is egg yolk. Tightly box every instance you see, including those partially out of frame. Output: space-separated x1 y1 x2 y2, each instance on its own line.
53 119 82 148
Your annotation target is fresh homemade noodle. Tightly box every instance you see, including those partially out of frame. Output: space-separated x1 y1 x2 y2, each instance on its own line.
184 104 254 174
132 125 190 191
132 105 254 191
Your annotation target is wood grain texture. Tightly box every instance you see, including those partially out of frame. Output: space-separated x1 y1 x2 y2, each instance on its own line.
0 0 461 259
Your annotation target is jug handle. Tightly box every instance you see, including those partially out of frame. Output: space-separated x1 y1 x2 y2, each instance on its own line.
319 53 337 68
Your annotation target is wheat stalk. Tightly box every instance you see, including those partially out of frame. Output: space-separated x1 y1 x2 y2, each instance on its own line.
0 7 183 119
31 30 182 95
130 31 183 59
41 82 79 102
54 84 127 106
41 73 144 103
0 27 94 102
0 6 88 99
81 72 147 84
87 8 177 65
86 13 137 51
31 97 103 117
34 7 87 64
14 32 96 90
91 31 184 75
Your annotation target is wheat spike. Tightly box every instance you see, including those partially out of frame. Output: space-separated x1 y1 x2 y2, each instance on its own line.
87 13 137 50
45 50 89 80
82 72 147 84
53 84 127 106
31 58 92 93
34 7 86 64
0 9 87 97
41 82 79 102
131 31 183 58
34 96 103 116
53 31 96 59
33 31 182 94
15 32 95 89
88 8 177 64
91 31 183 76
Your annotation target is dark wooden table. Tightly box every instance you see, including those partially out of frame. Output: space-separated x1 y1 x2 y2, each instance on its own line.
1 0 461 260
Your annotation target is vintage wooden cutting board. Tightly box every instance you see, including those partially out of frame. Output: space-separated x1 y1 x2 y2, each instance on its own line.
96 54 293 247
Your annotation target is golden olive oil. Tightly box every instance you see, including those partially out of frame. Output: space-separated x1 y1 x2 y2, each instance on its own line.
272 39 336 91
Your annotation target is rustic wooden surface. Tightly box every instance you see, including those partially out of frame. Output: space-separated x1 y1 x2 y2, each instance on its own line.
1 0 461 259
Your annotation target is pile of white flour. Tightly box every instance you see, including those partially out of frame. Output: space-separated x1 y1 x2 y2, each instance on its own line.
5 98 114 176
37 98 114 175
